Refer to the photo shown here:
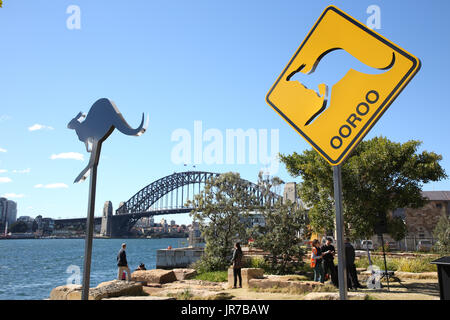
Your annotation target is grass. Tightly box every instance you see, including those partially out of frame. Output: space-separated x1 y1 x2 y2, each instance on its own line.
250 282 337 295
167 289 233 300
193 270 228 282
355 256 437 273
167 289 194 300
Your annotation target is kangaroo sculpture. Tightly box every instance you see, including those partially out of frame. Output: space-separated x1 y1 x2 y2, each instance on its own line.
68 98 147 183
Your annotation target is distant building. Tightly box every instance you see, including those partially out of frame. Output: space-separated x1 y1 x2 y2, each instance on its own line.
34 215 43 230
0 198 17 228
35 217 54 236
283 182 297 204
17 216 35 232
0 197 7 226
403 191 450 239
188 222 203 246
170 220 176 226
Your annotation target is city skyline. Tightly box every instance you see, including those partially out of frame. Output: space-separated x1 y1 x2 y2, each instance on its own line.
1 1 450 226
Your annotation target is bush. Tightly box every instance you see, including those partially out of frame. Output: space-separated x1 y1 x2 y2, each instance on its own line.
355 256 396 271
355 256 437 273
433 213 450 254
243 256 270 272
191 255 229 273
396 257 436 273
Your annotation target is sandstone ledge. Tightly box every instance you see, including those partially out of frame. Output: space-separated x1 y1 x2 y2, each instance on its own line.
50 280 144 300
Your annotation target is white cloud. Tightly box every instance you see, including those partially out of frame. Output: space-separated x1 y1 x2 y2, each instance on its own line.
34 183 69 189
0 177 12 183
13 168 31 174
0 169 7 173
28 124 54 131
50 152 84 161
2 193 24 198
0 115 11 122
0 148 6 153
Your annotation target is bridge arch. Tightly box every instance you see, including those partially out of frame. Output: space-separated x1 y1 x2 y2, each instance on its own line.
116 171 278 215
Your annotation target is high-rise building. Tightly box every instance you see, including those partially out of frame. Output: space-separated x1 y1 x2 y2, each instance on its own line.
0 198 17 227
0 197 7 225
6 200 17 226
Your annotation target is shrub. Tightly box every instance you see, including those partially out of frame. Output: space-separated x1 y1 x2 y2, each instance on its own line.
396 257 436 273
433 213 450 254
355 256 437 273
243 256 271 272
191 255 228 273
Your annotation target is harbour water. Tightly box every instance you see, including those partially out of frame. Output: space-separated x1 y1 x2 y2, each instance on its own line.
0 238 186 300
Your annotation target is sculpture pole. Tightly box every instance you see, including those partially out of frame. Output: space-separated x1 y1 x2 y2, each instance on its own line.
81 142 102 300
68 98 147 300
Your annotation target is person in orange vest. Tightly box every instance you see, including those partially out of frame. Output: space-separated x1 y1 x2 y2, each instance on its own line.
311 239 326 283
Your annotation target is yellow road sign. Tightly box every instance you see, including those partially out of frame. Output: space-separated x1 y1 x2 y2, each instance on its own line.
266 6 420 165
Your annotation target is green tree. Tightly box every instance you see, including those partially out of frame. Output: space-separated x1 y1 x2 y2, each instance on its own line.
188 172 257 272
433 213 450 253
9 221 28 233
280 136 447 240
251 173 308 274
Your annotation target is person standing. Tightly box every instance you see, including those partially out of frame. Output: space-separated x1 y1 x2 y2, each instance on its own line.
311 239 325 283
231 242 243 288
344 238 363 289
117 243 131 281
321 237 338 287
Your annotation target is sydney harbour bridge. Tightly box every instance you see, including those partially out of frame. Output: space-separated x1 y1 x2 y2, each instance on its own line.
55 171 285 237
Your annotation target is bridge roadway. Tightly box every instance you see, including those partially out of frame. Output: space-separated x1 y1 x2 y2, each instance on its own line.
54 171 281 237
54 207 193 234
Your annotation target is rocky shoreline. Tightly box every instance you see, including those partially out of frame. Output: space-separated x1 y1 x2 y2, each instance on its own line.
49 267 439 300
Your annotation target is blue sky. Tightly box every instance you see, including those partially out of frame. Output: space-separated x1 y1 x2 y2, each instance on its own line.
0 0 449 225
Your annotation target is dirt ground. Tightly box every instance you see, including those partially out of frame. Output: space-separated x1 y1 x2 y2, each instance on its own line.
221 279 440 300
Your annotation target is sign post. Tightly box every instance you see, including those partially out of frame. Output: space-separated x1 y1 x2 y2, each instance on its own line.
333 165 347 299
265 6 420 300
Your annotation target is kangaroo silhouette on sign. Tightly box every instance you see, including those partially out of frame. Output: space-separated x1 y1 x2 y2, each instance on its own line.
68 98 147 183
287 50 396 126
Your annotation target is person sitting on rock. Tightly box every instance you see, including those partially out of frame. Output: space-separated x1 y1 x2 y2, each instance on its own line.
135 263 147 271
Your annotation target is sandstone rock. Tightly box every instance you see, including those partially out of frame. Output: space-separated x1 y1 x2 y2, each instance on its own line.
103 296 175 300
50 280 144 300
394 271 437 280
158 288 233 300
173 268 197 281
248 275 323 293
303 292 368 300
50 284 81 300
131 269 177 284
227 268 264 288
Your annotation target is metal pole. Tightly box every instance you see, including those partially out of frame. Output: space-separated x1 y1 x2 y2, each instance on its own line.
333 165 348 300
381 233 390 290
81 163 98 300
